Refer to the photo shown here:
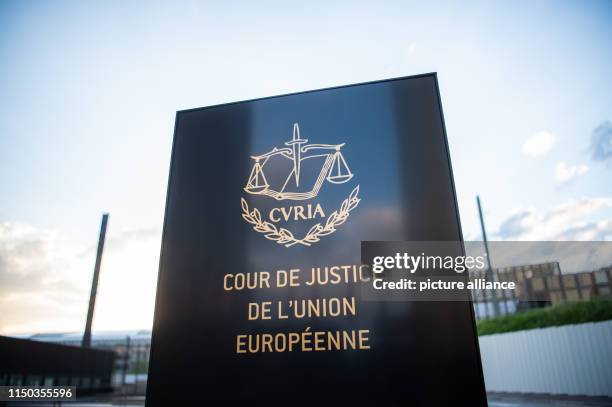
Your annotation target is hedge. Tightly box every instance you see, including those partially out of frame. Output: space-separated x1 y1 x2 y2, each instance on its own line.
477 298 612 336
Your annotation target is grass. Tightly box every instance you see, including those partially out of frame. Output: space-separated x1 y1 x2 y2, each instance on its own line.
477 298 612 336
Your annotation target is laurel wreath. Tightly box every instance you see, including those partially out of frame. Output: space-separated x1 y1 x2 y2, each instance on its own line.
241 185 360 247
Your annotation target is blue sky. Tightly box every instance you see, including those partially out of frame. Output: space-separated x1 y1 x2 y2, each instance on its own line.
1 0 611 334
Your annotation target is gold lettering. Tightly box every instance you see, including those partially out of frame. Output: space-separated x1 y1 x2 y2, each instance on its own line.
274 333 287 352
329 266 341 284
327 331 341 350
358 330 370 350
223 274 233 291
277 270 287 287
289 269 300 286
343 330 356 349
313 203 325 218
236 335 247 353
236 329 371 354
294 205 306 220
262 334 273 352
269 208 281 222
261 301 271 320
278 301 288 319
343 296 356 316
235 273 244 290
280 207 291 221
248 303 259 320
248 334 260 353
260 271 271 288
268 204 327 222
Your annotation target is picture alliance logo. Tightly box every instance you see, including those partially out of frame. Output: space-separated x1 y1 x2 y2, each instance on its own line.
241 123 361 247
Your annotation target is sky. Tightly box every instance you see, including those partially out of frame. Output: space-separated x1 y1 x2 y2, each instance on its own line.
0 0 611 335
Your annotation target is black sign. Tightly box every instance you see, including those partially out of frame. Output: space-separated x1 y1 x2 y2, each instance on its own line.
146 74 487 406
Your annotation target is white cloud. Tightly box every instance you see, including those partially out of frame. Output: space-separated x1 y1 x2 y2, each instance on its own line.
555 162 589 183
495 197 612 241
589 120 612 164
0 221 161 335
557 220 612 241
522 131 556 157
0 222 89 334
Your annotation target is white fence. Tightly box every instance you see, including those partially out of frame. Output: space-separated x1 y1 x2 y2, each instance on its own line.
479 320 612 397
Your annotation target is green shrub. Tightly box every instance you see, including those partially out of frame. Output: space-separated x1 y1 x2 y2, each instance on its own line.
477 298 612 336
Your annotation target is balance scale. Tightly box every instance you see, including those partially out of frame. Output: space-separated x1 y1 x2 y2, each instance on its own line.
244 123 354 201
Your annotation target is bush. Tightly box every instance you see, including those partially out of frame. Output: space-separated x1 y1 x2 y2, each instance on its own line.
477 298 612 336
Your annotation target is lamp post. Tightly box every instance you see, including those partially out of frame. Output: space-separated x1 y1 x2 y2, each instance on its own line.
82 213 109 347
477 197 500 318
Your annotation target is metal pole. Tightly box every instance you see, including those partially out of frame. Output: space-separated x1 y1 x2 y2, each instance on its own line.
133 343 141 394
122 336 130 387
477 196 500 317
82 213 109 347
497 268 509 315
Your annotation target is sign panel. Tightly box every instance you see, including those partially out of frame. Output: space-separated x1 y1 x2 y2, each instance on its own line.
146 74 487 406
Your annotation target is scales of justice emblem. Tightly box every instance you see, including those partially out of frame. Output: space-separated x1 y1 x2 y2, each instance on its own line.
241 123 361 247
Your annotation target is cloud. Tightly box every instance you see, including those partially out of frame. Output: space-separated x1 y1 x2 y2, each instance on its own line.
0 222 87 334
555 220 612 241
497 210 534 239
589 120 612 164
522 131 556 157
0 223 78 294
555 162 589 183
466 241 612 274
0 221 161 335
495 197 612 241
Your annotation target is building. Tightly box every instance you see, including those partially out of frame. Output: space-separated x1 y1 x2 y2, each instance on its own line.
471 262 612 319
0 335 115 394
26 330 152 386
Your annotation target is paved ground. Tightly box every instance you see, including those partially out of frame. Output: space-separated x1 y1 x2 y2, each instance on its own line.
6 393 612 406
488 393 612 407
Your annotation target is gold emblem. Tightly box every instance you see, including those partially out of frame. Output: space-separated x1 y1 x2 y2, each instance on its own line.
241 123 360 247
